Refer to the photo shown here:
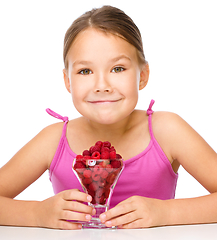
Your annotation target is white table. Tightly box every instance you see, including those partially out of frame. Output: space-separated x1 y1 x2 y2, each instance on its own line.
0 224 217 240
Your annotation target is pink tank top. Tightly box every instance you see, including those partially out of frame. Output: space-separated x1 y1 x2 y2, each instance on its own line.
47 100 178 208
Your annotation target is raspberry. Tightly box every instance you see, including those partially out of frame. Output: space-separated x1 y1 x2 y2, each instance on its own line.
91 145 101 153
82 177 92 185
101 170 109 179
104 188 110 198
83 155 91 160
109 146 116 152
102 141 111 148
95 194 106 205
83 169 92 178
101 147 110 153
109 151 116 160
99 160 110 167
89 146 95 154
95 141 103 148
105 164 113 172
116 154 122 159
92 173 101 181
107 173 116 184
96 188 104 197
93 165 103 174
76 155 83 160
88 190 96 204
91 151 101 159
89 182 98 191
74 161 85 169
101 151 110 159
98 178 106 187
83 150 90 156
110 159 121 168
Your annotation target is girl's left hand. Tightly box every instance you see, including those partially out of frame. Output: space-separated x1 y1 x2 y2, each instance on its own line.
99 196 166 229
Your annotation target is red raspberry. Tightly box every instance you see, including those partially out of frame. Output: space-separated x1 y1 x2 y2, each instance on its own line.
83 155 91 160
83 150 90 156
101 151 110 159
95 194 106 205
99 160 110 167
89 182 98 191
116 154 122 159
98 178 106 187
101 147 110 153
96 188 104 197
110 159 121 168
109 146 116 152
89 146 95 154
105 164 113 172
101 170 109 179
74 161 85 169
95 141 103 148
93 165 103 174
91 145 101 153
82 177 92 185
91 151 101 159
107 173 116 184
83 169 92 178
102 141 111 148
109 151 116 160
92 173 101 181
87 190 96 204
76 155 83 160
104 188 110 198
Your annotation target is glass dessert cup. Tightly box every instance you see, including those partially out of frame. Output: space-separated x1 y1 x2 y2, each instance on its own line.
72 158 124 229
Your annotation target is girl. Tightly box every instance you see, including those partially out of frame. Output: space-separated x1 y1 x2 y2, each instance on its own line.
0 5 217 230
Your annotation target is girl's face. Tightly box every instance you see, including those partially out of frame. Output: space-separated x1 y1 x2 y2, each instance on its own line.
64 28 149 125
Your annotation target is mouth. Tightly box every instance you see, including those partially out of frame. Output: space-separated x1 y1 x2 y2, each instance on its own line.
87 99 122 104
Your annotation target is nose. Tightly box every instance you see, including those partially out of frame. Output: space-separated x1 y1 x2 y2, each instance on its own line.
94 74 113 93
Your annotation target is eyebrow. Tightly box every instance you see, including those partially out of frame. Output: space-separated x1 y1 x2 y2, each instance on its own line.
72 54 131 67
109 54 132 63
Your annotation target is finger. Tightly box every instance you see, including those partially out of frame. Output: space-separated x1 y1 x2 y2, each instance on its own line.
64 200 95 215
104 210 138 228
100 201 135 223
120 218 146 229
60 209 92 222
58 220 83 230
62 189 92 203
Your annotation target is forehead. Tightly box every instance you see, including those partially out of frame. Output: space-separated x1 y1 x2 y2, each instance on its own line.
67 28 139 65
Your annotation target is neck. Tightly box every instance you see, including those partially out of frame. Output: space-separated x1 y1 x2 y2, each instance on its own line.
84 112 134 142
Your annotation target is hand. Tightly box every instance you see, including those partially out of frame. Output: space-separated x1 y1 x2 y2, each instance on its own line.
99 196 166 229
35 189 96 230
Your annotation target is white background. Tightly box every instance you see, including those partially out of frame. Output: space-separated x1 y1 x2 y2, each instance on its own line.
0 0 216 201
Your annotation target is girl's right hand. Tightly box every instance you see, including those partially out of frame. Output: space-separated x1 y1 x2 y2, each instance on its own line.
35 189 95 230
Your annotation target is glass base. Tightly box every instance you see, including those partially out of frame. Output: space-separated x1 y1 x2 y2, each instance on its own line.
82 204 116 229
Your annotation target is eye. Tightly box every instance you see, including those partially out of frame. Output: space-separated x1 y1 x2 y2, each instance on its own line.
112 67 125 73
79 69 92 75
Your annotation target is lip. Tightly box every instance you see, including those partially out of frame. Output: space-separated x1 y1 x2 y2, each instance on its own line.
87 99 121 104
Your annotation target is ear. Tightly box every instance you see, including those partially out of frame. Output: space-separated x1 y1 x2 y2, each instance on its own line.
139 63 149 90
63 69 71 93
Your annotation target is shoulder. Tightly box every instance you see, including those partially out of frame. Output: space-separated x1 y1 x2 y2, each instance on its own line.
38 122 65 142
31 122 65 167
151 111 190 163
152 111 186 132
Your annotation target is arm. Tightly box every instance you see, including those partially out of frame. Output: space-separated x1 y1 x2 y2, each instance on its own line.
0 123 94 229
99 112 217 228
160 112 217 226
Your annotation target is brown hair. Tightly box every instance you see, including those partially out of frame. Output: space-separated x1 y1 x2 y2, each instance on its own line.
63 5 147 69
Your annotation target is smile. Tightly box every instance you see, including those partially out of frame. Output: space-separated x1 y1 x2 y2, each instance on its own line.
87 99 121 104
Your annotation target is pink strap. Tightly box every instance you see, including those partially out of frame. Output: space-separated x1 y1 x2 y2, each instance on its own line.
46 108 68 122
147 99 155 116
147 100 155 140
